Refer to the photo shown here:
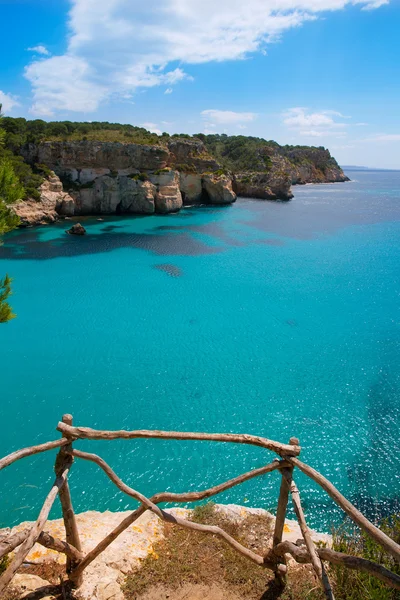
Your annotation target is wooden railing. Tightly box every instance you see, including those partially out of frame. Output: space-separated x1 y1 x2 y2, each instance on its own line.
0 414 399 600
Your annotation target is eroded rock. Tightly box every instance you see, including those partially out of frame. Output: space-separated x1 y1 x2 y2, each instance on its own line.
202 174 236 205
150 170 183 213
12 173 75 227
67 223 86 235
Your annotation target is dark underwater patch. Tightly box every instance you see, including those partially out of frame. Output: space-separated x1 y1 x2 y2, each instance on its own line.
0 228 224 261
153 263 183 278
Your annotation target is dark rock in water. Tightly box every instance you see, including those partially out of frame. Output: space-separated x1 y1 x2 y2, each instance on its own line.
67 223 86 235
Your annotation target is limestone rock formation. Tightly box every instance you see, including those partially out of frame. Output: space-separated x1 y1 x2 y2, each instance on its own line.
167 139 219 172
202 173 237 205
75 177 156 215
13 137 349 226
12 173 75 227
179 173 203 204
67 222 86 235
234 172 293 201
149 170 183 213
22 141 170 172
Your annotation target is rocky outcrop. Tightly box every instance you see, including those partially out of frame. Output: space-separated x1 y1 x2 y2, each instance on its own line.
72 176 157 215
12 173 75 227
202 173 236 204
233 155 294 201
67 223 86 235
2 505 331 600
149 170 183 213
279 146 350 184
234 172 293 201
179 173 203 204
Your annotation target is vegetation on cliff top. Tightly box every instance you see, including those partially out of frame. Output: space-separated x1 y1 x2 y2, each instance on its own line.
0 116 342 180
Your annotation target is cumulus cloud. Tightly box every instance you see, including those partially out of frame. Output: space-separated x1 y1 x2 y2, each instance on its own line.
164 88 173 95
24 0 387 116
27 45 50 56
0 90 20 113
25 56 107 116
282 107 350 138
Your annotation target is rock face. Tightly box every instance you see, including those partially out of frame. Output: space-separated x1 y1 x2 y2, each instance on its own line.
22 141 170 172
234 155 294 201
18 140 236 220
202 173 236 204
67 222 86 235
2 505 331 600
15 138 349 225
281 146 350 184
12 173 75 227
149 170 183 213
179 173 203 204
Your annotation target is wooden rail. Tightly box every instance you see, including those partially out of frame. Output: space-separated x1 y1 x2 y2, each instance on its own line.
0 415 399 600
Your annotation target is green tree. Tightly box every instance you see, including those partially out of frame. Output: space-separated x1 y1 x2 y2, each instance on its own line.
0 105 19 323
0 158 23 234
0 275 15 323
0 104 23 233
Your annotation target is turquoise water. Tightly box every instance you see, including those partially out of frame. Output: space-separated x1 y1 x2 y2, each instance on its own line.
1 170 399 531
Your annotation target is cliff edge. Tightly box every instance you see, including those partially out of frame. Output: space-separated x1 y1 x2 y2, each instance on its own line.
2 504 331 600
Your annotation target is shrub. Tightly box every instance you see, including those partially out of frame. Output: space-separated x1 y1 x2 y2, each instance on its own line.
332 516 400 600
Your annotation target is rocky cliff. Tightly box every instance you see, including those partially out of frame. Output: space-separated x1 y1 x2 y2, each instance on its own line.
13 135 348 226
15 140 237 225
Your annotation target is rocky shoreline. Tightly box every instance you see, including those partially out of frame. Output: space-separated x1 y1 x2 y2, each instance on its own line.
2 504 331 600
12 139 349 227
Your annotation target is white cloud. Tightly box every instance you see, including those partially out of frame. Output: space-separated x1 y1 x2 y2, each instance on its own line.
201 110 256 125
27 45 50 56
164 88 173 94
282 107 350 139
24 0 387 116
0 90 20 113
283 107 347 129
141 122 162 135
25 55 107 116
353 0 389 8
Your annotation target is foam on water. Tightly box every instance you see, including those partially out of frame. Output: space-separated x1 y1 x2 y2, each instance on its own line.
1 170 399 531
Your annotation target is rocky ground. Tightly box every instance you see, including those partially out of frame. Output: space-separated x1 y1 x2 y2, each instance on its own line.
2 504 331 600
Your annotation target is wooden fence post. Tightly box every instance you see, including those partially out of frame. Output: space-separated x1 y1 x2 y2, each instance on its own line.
54 414 82 582
271 437 299 584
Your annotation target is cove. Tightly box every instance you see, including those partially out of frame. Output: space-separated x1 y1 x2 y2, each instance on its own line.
0 170 399 532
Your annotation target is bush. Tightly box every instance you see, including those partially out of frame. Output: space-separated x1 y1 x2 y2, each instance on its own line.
332 516 400 600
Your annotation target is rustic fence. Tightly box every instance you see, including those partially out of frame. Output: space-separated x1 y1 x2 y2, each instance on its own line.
0 414 399 600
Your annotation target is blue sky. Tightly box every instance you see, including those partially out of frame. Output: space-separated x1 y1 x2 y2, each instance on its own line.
1 0 399 167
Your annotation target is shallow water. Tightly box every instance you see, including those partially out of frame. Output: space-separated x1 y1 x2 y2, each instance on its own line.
1 170 399 531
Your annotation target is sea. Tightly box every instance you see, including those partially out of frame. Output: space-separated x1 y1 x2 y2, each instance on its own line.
0 169 399 532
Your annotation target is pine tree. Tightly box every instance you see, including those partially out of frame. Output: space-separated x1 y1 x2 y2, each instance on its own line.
0 275 15 323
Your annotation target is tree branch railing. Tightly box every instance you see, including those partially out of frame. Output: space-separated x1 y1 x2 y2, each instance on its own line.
0 415 399 600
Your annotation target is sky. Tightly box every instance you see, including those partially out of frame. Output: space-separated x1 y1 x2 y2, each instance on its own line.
1 0 400 168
